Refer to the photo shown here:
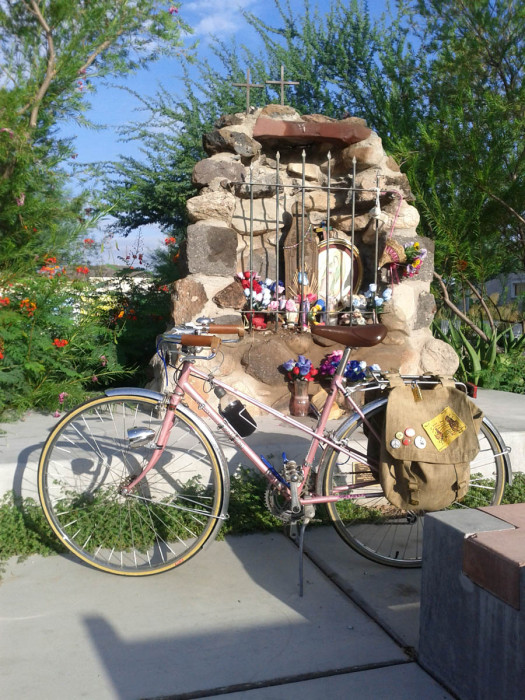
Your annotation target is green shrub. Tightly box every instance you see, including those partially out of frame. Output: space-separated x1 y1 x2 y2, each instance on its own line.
0 266 128 418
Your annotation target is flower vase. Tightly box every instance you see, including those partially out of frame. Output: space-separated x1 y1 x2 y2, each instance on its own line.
289 381 310 417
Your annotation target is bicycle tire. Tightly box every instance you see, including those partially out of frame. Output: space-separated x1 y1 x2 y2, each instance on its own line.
38 394 229 576
320 397 507 568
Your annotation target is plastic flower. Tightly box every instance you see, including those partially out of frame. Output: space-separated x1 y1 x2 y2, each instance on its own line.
281 355 317 382
318 351 343 377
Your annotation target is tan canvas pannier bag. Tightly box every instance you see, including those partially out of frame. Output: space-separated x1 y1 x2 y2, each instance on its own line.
379 375 483 511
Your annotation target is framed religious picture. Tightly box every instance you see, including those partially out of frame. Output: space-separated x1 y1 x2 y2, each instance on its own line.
317 239 362 304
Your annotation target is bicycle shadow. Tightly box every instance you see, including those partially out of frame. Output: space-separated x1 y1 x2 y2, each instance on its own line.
78 531 416 699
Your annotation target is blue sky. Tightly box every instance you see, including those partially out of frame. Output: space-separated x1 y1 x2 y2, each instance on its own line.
64 0 389 264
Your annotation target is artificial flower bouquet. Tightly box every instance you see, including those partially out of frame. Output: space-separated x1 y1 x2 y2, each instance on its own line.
317 350 381 383
402 241 427 278
281 355 318 382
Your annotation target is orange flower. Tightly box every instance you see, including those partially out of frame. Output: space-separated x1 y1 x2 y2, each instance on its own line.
0 297 9 306
458 260 468 271
52 338 69 348
75 265 89 275
20 298 37 316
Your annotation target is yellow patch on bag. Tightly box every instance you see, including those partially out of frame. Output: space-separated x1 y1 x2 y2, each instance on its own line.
423 406 467 451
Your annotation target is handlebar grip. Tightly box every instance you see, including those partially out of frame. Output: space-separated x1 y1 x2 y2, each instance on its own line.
179 334 221 350
208 324 245 337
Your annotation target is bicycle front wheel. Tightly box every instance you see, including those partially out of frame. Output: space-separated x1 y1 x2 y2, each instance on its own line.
321 398 507 567
38 394 228 576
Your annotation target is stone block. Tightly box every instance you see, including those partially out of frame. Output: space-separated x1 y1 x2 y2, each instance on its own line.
186 190 236 224
192 156 245 188
232 195 288 235
203 128 261 158
253 117 371 146
185 222 238 276
213 281 246 310
170 276 208 325
419 509 525 700
419 336 460 375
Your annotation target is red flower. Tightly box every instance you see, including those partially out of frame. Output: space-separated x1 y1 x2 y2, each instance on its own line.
292 367 300 375
53 338 69 348
0 297 9 306
164 236 176 245
75 265 89 275
83 238 95 247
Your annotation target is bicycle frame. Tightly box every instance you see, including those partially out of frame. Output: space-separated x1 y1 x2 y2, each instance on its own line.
118 348 385 508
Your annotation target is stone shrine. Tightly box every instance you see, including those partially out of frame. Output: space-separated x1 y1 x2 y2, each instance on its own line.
154 105 458 412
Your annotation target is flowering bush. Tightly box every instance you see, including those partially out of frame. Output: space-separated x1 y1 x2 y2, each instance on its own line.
281 355 318 382
0 268 128 418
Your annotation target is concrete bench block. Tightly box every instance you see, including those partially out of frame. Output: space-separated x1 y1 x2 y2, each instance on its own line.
418 508 525 700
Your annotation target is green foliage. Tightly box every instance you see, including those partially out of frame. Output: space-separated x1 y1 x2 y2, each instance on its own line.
502 472 525 504
221 468 284 536
0 0 191 276
0 268 128 418
433 319 525 392
0 494 66 561
2 469 524 565
87 269 173 384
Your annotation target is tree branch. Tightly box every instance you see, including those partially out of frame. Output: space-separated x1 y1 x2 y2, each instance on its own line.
25 0 56 128
463 277 496 335
79 29 126 74
433 271 490 342
479 186 525 227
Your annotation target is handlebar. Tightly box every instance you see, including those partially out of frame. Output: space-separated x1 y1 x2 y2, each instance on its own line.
179 334 221 350
208 324 245 337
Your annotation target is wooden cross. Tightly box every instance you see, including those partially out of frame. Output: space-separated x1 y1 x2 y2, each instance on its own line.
266 65 299 105
232 69 265 114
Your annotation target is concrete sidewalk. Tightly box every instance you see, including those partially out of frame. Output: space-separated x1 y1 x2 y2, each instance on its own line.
1 531 450 699
0 387 523 698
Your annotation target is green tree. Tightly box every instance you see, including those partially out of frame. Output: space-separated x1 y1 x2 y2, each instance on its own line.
105 1 525 307
0 0 191 277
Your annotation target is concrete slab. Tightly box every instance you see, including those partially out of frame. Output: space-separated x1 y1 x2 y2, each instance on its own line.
203 662 453 699
302 526 422 650
476 388 525 471
1 533 412 700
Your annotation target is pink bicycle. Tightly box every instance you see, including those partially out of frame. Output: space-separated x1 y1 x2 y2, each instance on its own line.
38 320 510 576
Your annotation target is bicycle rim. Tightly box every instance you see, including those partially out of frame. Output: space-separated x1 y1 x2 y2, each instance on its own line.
38 395 227 576
321 399 507 567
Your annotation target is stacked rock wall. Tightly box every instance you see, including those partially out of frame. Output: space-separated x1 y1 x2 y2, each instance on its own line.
162 105 457 409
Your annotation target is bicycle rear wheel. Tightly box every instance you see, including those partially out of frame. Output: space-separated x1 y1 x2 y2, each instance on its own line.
321 398 508 567
38 394 228 576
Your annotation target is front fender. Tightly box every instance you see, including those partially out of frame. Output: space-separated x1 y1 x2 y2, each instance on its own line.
105 387 165 402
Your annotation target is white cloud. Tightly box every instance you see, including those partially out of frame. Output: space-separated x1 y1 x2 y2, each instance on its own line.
184 0 260 38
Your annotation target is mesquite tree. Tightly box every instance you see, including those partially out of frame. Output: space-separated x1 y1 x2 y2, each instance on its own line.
0 0 190 276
